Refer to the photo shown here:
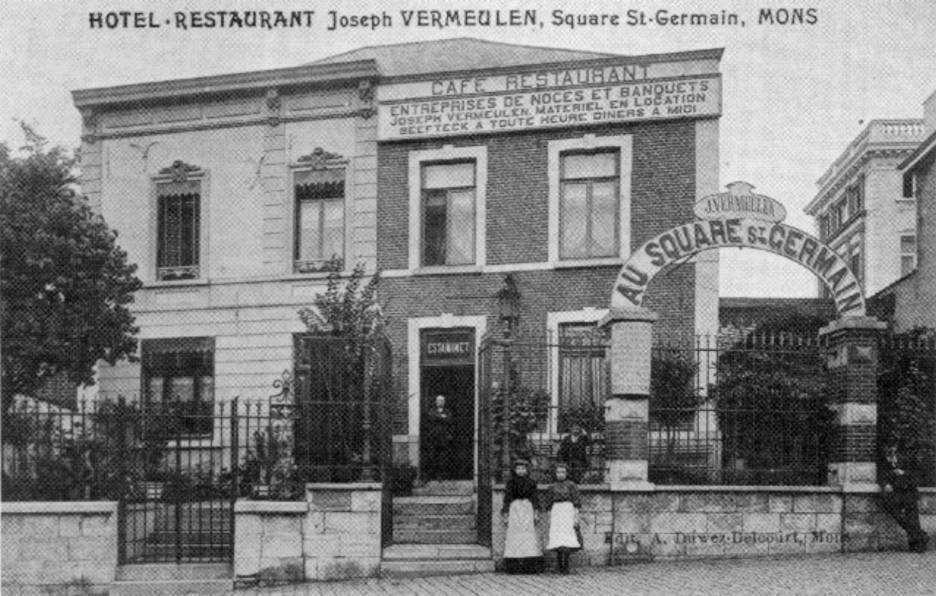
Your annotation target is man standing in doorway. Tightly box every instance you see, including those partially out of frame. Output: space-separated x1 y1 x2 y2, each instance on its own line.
424 394 455 481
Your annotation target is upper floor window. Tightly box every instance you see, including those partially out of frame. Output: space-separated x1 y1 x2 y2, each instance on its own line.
422 161 476 266
142 337 214 437
294 168 345 273
156 179 200 281
818 214 830 241
900 234 917 276
845 176 864 215
559 151 619 259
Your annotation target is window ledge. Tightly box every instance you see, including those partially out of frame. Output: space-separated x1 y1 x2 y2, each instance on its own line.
553 258 623 269
412 265 483 276
145 279 210 289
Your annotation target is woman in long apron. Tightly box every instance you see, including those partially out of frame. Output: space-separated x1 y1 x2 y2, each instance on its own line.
545 462 582 574
501 459 542 573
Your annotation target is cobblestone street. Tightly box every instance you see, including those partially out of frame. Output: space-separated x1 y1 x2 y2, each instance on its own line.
241 551 936 596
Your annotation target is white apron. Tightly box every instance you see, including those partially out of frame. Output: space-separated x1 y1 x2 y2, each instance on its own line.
504 499 541 558
546 501 580 550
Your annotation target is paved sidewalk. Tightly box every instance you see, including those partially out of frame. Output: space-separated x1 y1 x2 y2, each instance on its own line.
241 552 936 596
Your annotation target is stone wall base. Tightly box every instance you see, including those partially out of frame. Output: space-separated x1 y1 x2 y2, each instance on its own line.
492 486 936 567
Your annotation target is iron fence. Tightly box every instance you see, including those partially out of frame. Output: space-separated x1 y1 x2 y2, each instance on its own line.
479 330 609 484
649 333 832 486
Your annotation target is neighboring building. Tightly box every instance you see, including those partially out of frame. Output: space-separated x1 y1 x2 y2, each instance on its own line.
870 89 936 330
73 39 723 476
73 58 383 412
718 297 836 331
805 119 927 298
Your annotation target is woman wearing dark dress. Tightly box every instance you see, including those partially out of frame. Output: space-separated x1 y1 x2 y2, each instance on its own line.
501 460 542 573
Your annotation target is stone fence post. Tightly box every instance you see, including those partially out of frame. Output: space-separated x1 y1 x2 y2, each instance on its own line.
818 316 887 491
599 307 657 490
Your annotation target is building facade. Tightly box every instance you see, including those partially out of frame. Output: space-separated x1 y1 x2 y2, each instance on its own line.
805 119 927 298
73 60 383 414
871 89 936 330
74 39 722 477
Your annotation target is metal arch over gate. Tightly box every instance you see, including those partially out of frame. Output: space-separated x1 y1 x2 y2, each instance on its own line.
612 182 866 317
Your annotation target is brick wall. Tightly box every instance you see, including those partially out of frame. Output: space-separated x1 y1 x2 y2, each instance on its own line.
1 502 118 595
377 120 697 271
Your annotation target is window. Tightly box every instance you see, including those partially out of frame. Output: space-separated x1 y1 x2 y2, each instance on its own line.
294 168 345 272
559 151 619 259
557 323 608 433
846 176 864 215
818 214 830 241
900 234 917 275
156 180 200 280
142 338 214 436
421 161 476 266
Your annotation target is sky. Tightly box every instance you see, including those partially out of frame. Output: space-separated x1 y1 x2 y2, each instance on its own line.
2 0 935 298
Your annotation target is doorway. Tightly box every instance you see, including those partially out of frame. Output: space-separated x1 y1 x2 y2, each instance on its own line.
419 328 476 481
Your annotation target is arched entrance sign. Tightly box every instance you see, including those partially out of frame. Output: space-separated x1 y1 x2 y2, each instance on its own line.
612 182 866 317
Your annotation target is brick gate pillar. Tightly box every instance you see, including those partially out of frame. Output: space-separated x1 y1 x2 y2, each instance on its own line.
818 317 887 491
599 307 657 490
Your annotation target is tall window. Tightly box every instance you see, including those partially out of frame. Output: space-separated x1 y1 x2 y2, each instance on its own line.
560 151 619 259
142 338 214 436
557 323 608 432
900 234 917 276
818 214 830 241
422 161 476 266
846 177 864 215
156 181 200 280
848 235 862 283
295 169 345 273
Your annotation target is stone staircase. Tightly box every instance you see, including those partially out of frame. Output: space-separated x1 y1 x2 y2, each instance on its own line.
385 480 493 577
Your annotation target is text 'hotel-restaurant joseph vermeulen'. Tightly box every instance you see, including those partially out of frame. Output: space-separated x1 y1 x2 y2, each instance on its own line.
72 38 723 473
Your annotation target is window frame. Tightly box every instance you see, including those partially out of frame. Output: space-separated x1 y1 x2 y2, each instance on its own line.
420 160 477 267
141 337 215 438
407 145 487 271
292 163 348 274
899 233 917 276
558 149 621 260
548 135 632 266
151 167 209 283
546 309 609 438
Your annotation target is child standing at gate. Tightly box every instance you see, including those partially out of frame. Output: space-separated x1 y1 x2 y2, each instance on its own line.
545 462 582 574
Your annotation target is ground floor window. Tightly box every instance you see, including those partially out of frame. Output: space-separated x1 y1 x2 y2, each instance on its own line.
142 337 215 436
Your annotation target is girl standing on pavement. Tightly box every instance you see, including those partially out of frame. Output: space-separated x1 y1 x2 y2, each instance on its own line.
501 459 542 573
545 461 582 574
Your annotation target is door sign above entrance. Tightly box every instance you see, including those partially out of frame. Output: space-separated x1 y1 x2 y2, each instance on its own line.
421 329 475 366
693 181 787 223
612 183 865 317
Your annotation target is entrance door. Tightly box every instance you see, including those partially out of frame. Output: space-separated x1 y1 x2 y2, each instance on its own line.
419 328 475 481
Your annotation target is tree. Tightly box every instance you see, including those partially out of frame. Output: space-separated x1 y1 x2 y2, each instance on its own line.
1 124 142 413
649 351 701 482
714 314 833 485
878 327 936 486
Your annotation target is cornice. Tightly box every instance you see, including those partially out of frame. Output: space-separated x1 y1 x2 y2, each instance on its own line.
380 47 724 85
72 60 379 108
806 146 916 215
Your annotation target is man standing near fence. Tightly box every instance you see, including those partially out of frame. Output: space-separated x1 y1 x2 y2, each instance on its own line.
880 444 929 553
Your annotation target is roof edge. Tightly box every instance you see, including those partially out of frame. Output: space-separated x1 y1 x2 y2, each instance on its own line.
72 60 379 108
900 128 936 175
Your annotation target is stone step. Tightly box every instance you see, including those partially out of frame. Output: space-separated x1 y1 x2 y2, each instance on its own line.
393 516 475 532
393 495 474 515
383 544 491 561
380 544 494 579
116 563 232 582
110 579 233 596
393 528 478 544
412 481 474 496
